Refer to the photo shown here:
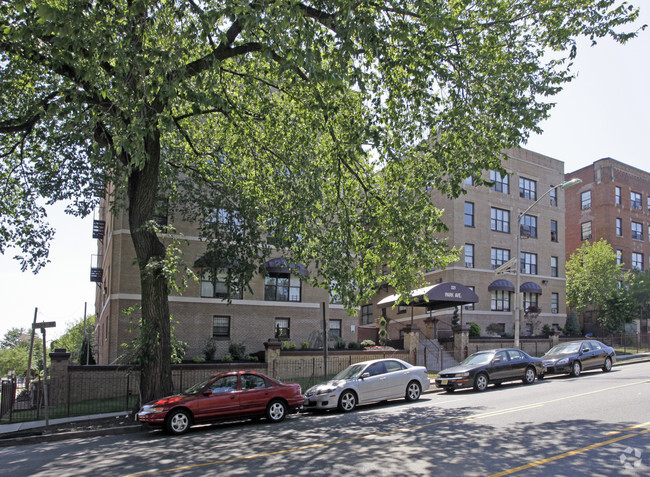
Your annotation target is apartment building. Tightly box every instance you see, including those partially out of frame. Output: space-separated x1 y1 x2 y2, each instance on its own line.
91 201 354 364
365 147 570 340
565 158 650 334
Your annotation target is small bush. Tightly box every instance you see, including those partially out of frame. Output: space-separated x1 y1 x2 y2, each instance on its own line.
221 353 233 363
360 340 376 348
281 341 297 350
229 342 246 360
301 341 310 350
468 322 481 338
347 341 360 349
203 338 218 361
335 340 346 349
246 355 259 362
192 357 206 363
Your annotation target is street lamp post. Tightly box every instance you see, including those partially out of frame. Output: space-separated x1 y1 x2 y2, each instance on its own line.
513 178 582 348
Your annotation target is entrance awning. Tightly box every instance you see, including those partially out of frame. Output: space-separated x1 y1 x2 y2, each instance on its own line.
263 257 308 276
520 281 543 294
488 279 515 292
377 281 479 311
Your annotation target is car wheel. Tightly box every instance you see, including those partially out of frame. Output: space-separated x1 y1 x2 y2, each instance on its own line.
405 381 422 402
266 399 287 423
165 409 192 435
473 373 489 392
338 390 357 412
570 360 582 377
522 366 536 385
602 357 613 372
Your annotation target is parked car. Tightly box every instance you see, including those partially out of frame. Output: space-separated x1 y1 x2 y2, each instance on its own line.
303 358 430 412
136 370 304 435
435 348 544 392
541 340 616 377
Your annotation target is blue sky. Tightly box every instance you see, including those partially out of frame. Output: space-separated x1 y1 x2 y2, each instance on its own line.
1 7 648 341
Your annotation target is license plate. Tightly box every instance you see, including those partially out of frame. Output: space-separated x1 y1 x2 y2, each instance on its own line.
441 379 448 385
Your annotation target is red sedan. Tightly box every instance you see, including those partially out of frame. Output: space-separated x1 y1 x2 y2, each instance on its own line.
137 370 304 435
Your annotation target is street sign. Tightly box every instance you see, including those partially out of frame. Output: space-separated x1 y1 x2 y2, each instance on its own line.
33 321 56 329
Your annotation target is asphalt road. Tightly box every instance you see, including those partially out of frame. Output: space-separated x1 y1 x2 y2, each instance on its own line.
2 362 649 477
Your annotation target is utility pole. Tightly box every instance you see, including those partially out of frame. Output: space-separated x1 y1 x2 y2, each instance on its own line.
25 307 38 391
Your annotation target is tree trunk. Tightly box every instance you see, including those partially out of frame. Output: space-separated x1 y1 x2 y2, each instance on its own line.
127 129 173 404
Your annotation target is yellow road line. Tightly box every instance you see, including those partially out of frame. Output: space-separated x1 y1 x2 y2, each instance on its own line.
123 379 649 477
488 428 650 477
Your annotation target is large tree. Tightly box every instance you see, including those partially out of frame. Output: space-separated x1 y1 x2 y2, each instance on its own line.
1 1 640 403
566 239 629 313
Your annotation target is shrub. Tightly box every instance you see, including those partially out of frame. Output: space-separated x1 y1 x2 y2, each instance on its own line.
564 311 581 337
246 355 259 362
229 342 246 361
468 322 481 338
301 341 310 350
281 341 296 350
335 340 346 349
347 341 360 349
203 338 218 361
542 324 552 337
221 353 233 363
360 339 376 348
192 357 206 363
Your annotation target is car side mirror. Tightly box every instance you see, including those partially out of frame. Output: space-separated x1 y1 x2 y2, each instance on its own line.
203 389 213 396
360 372 370 380
582 348 589 353
492 358 501 364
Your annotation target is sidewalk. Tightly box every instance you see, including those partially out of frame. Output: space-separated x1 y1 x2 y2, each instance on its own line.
1 354 648 447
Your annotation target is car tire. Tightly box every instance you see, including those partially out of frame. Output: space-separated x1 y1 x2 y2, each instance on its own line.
165 409 192 435
602 357 613 373
338 390 357 412
570 360 582 377
522 366 537 385
445 388 455 393
405 381 422 402
473 373 489 392
266 399 287 423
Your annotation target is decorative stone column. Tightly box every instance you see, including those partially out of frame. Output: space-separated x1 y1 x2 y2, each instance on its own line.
48 348 71 406
264 339 282 377
452 326 470 362
402 325 420 365
550 330 561 347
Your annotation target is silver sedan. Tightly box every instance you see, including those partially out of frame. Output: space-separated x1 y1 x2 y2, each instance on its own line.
303 358 430 412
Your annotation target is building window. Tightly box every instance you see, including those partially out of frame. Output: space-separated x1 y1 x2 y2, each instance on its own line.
519 177 537 201
551 256 558 277
580 191 592 210
523 293 539 312
581 221 592 241
616 218 623 237
491 207 510 233
213 316 231 339
275 318 290 340
329 319 342 339
397 304 407 314
490 170 509 194
466 286 475 310
551 293 559 314
632 253 643 271
361 304 373 325
264 274 301 302
521 252 537 275
491 291 511 312
549 186 557 206
631 221 643 241
616 249 623 265
521 214 537 239
631 191 642 210
201 270 242 299
465 202 474 227
615 186 622 206
550 220 558 242
465 244 474 268
153 198 169 226
491 248 510 270
464 176 474 186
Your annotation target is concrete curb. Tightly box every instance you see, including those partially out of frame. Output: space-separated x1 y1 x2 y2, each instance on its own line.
0 423 144 447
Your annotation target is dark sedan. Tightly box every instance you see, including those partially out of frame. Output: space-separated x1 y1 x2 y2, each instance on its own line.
435 348 544 392
541 340 616 377
137 371 304 435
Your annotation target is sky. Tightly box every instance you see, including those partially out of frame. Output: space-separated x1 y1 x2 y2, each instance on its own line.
1 7 649 343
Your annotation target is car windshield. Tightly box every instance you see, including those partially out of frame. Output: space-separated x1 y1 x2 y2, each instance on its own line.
332 364 366 380
182 376 220 395
460 353 493 366
545 343 581 355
